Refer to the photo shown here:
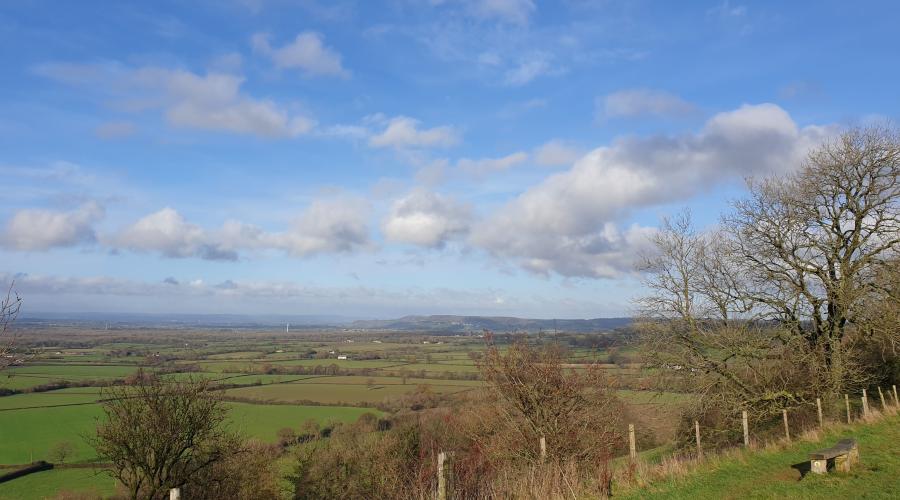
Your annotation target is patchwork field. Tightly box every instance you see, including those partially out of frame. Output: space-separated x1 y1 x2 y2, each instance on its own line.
0 326 645 498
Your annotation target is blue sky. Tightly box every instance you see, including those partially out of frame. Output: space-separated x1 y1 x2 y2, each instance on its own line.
0 0 897 318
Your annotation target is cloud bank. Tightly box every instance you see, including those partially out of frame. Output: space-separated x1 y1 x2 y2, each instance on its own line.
1 103 836 281
471 103 835 277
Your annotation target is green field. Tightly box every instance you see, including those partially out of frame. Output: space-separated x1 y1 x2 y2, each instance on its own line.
0 468 118 500
0 404 103 464
227 402 379 441
0 328 637 498
0 394 381 465
6 365 138 379
0 388 103 410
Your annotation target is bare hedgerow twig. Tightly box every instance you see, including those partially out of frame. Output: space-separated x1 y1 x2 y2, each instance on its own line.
0 281 23 370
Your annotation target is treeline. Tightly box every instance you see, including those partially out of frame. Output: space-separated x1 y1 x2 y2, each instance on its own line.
223 362 482 381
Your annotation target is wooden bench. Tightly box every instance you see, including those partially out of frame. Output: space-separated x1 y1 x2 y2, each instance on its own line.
809 439 858 474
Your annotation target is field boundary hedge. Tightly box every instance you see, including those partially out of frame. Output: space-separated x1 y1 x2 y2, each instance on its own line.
0 461 53 483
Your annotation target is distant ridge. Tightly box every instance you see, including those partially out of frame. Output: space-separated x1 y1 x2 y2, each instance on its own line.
348 315 630 333
18 312 630 333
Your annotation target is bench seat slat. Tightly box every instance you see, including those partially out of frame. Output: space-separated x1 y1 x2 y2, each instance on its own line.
809 439 856 460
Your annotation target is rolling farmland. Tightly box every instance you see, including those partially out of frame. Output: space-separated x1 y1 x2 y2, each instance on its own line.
0 325 657 498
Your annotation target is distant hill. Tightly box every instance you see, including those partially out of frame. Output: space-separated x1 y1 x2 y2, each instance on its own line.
347 315 631 333
19 312 631 333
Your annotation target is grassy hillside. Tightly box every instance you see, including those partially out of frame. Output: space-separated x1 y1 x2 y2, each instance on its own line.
621 414 900 499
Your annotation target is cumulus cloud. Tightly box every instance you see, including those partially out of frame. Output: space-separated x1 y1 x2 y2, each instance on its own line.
599 88 696 119
114 196 370 260
2 202 104 251
36 63 315 138
382 189 472 248
266 196 371 256
115 208 239 261
252 32 349 78
368 116 460 150
457 151 528 176
533 140 582 167
471 103 835 278
131 68 316 137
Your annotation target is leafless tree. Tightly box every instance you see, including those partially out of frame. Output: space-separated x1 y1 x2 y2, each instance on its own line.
638 126 900 436
477 335 624 464
637 213 814 429
0 282 22 370
90 372 238 500
49 441 75 464
726 126 900 393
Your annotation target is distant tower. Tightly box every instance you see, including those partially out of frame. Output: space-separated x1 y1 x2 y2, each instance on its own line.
286 323 290 333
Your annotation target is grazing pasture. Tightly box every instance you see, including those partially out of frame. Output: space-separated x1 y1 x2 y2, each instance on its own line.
0 325 642 498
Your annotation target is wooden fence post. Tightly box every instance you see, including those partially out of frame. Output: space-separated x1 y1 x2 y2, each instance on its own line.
169 488 181 500
782 409 790 441
628 424 636 460
816 398 823 428
742 410 749 448
878 387 887 409
539 436 547 462
862 389 870 416
893 385 899 406
437 451 453 500
845 394 851 423
694 420 702 458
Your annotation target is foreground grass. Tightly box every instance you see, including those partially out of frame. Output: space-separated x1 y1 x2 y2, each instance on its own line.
620 413 900 499
0 468 118 500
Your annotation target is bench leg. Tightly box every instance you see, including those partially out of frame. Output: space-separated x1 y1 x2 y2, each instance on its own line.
849 446 860 467
811 459 827 474
835 454 850 472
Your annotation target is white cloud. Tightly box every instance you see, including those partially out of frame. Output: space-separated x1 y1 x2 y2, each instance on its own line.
457 151 528 176
36 63 315 138
131 68 316 137
252 31 349 78
414 159 450 186
533 140 582 167
265 196 371 256
382 189 472 248
115 208 239 261
2 202 104 251
599 88 696 119
114 196 371 260
471 103 836 278
368 116 460 150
